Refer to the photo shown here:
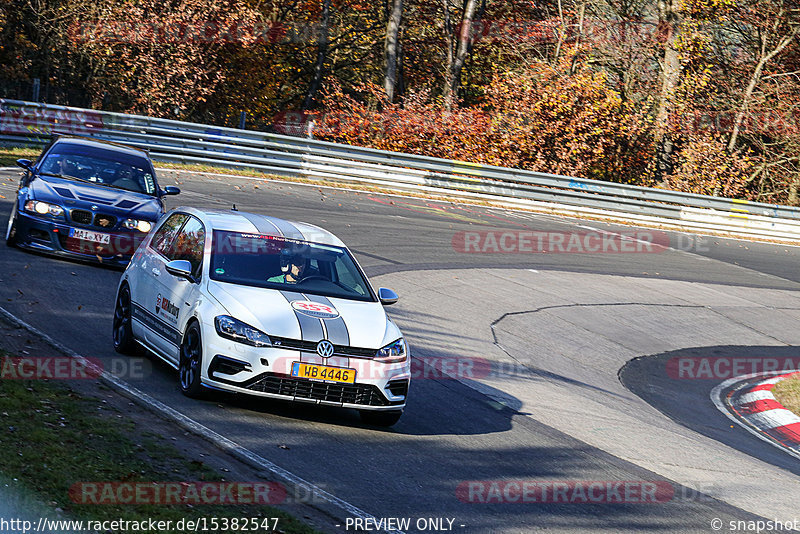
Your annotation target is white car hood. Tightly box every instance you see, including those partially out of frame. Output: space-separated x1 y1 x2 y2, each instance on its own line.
207 281 400 349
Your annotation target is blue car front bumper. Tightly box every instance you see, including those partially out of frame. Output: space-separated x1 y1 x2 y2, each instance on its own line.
12 210 147 267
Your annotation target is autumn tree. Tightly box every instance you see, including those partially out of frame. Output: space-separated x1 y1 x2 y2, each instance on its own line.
441 0 487 108
69 0 257 116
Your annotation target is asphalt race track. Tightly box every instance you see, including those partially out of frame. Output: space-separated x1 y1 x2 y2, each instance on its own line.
2 167 800 533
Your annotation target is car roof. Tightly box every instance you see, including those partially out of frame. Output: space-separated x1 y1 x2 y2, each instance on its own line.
179 207 346 248
52 136 150 159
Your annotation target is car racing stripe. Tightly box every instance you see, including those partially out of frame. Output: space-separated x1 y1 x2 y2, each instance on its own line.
280 290 325 342
304 294 350 346
131 303 182 347
259 215 305 240
236 211 283 236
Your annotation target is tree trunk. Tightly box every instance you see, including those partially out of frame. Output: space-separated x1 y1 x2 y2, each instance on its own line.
569 1 586 75
789 173 800 205
384 0 403 101
302 0 332 110
443 0 479 109
727 22 799 152
553 0 565 64
442 0 454 106
652 0 682 183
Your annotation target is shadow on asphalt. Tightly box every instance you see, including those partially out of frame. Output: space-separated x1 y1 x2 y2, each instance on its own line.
205 371 523 437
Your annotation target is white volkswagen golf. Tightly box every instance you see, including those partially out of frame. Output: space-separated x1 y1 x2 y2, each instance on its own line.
112 207 410 426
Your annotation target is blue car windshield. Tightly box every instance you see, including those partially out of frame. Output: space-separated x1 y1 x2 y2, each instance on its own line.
40 143 157 195
209 231 376 302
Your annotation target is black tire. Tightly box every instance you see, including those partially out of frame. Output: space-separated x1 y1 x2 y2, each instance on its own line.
360 409 403 427
112 285 136 354
179 322 205 398
5 207 18 247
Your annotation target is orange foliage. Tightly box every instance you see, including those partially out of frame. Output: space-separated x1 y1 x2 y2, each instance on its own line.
315 59 652 183
664 135 755 198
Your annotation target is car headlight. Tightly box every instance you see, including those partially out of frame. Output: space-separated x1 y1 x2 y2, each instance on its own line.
24 200 64 217
123 219 152 233
375 338 407 363
214 316 272 347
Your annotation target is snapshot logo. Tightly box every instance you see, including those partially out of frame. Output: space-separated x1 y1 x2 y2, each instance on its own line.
666 357 800 380
452 230 670 254
69 482 286 505
0 356 150 380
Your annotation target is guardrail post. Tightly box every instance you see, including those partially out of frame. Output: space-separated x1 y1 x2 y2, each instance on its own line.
31 78 40 102
238 111 246 130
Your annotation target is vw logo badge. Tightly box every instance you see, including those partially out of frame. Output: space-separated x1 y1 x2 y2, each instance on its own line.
91 205 98 211
316 340 334 359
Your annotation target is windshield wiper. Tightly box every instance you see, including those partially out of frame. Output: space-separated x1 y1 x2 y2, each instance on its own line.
89 181 149 195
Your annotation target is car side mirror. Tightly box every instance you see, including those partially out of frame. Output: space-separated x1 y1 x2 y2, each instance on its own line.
162 186 181 196
16 159 32 171
378 287 399 305
165 259 195 282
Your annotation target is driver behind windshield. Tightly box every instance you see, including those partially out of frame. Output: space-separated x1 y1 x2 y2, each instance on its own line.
268 251 310 284
44 155 80 178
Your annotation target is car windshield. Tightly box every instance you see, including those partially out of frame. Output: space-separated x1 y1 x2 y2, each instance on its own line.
209 231 375 302
39 143 157 195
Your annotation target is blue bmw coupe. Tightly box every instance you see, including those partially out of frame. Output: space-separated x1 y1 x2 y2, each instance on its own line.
6 136 180 267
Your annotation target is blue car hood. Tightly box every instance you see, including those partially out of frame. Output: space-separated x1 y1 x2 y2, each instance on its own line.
30 175 163 221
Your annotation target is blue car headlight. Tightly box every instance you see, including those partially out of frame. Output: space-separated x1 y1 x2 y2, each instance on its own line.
24 200 64 217
123 219 152 233
375 338 407 363
214 316 272 347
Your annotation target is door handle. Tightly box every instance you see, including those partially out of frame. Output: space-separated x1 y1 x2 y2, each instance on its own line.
151 267 161 276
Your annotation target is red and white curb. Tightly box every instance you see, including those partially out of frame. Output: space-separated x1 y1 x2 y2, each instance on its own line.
711 371 800 460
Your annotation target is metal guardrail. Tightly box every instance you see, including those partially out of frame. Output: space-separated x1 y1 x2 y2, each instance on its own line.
2 98 800 240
